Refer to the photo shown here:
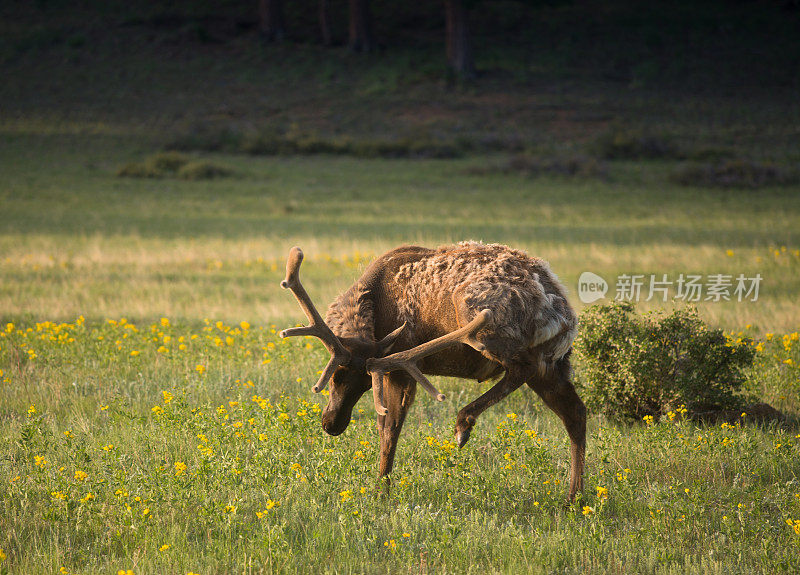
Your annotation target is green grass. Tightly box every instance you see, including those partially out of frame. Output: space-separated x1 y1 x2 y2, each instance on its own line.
0 317 798 574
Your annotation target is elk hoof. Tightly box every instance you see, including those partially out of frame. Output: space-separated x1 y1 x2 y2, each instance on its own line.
456 428 471 448
455 414 475 448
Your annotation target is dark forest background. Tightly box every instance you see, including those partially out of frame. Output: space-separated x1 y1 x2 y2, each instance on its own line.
2 0 799 158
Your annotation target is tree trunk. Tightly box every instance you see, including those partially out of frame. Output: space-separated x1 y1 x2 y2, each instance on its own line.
319 0 333 46
259 0 285 43
444 0 475 78
348 0 373 52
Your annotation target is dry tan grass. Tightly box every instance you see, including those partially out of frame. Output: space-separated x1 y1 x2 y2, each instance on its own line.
2 235 797 332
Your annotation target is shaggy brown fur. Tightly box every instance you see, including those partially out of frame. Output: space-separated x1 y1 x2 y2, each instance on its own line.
392 241 577 371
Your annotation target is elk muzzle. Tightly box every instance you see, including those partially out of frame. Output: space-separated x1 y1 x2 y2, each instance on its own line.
321 402 355 436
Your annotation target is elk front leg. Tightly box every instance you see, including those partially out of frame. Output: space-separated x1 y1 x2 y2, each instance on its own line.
527 357 586 502
376 372 416 491
454 367 525 448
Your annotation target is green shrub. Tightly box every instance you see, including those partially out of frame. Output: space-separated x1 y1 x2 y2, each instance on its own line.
116 152 191 178
146 151 191 173
117 153 232 180
594 127 683 160
176 161 233 180
574 302 756 421
507 153 608 178
464 154 607 179
671 159 798 189
167 124 470 159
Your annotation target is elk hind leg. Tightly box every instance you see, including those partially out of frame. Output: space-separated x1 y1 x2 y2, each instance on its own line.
527 355 586 502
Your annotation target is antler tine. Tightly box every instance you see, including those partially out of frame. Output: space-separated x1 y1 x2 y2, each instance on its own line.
370 371 389 416
366 309 492 406
279 247 350 393
279 247 328 332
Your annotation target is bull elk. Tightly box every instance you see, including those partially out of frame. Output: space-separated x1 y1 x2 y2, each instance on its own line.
280 242 586 500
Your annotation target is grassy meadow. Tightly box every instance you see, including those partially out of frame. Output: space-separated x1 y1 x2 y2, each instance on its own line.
1 131 800 574
2 1 800 572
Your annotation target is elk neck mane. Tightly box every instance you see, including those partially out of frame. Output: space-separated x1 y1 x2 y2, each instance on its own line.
324 280 377 341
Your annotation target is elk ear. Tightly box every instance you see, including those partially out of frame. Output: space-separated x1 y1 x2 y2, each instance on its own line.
376 322 406 356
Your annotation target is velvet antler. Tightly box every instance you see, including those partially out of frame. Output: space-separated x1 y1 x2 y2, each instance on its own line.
280 247 351 393
365 309 491 414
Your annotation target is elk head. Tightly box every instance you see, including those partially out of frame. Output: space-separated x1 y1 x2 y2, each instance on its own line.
280 247 490 436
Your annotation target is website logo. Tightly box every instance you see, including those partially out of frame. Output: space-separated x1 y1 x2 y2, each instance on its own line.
578 272 609 304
